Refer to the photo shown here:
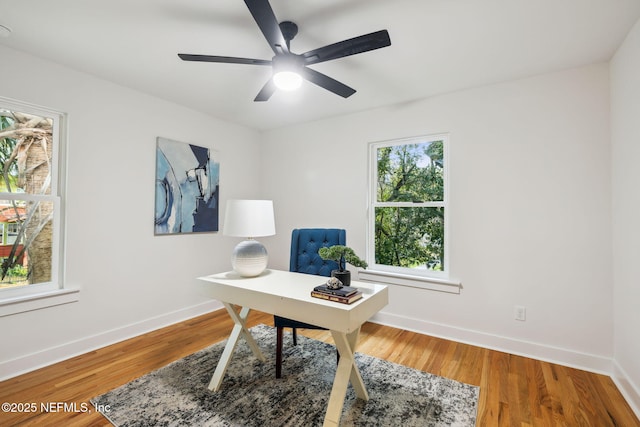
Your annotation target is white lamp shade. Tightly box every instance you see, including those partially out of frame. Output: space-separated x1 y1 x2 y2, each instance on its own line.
223 200 275 238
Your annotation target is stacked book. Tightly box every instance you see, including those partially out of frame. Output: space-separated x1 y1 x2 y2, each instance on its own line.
311 284 363 304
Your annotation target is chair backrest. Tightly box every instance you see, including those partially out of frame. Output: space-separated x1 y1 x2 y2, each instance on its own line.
289 228 346 277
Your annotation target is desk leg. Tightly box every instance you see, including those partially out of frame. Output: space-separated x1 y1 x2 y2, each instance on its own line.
323 327 368 427
208 303 266 391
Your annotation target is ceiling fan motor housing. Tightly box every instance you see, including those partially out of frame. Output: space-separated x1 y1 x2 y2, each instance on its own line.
272 53 304 74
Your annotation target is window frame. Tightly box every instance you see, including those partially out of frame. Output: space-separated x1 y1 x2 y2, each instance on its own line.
365 133 458 291
0 96 73 316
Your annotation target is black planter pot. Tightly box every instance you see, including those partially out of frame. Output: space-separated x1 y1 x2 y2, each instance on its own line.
331 269 351 286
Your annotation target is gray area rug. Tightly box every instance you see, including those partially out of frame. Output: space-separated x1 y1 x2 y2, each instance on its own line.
91 324 479 426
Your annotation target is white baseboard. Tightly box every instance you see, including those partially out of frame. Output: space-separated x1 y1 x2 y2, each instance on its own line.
369 311 613 375
0 300 223 381
612 360 640 420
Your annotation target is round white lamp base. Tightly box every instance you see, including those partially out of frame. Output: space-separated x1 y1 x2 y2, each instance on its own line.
231 239 268 277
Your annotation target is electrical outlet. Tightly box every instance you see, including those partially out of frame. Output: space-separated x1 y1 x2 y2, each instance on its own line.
514 305 526 321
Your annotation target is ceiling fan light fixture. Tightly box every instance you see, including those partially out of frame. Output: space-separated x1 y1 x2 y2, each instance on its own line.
271 54 304 91
273 70 302 91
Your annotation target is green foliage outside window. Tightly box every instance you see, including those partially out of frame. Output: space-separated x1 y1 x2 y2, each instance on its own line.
374 140 445 271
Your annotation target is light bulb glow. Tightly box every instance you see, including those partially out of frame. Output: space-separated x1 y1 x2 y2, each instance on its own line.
273 71 302 91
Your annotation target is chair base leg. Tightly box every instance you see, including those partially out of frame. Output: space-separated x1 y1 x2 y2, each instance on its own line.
276 326 283 379
276 326 339 379
276 327 300 379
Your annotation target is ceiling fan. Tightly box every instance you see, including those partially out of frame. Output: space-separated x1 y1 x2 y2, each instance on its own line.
178 0 391 102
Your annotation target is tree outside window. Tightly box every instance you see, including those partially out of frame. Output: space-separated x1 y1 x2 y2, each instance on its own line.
0 100 62 292
369 134 448 277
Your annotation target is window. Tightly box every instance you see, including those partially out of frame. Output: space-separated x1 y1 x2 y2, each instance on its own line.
365 134 456 291
0 97 73 315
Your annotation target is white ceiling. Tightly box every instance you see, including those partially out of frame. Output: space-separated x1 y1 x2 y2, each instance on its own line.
1 0 639 131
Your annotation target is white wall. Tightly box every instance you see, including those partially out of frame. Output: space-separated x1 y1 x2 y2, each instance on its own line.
611 18 640 415
262 63 614 372
0 45 262 378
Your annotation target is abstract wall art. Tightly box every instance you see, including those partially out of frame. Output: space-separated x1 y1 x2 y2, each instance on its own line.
155 137 220 235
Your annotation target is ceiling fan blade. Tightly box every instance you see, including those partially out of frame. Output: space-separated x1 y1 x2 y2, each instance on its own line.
244 0 289 54
254 79 277 102
302 30 391 65
301 67 356 98
178 54 271 66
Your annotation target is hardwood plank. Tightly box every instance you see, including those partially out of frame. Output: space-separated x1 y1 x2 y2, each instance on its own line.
1 310 638 426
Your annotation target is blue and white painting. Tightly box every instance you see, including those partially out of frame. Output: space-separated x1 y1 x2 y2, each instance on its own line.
155 137 220 234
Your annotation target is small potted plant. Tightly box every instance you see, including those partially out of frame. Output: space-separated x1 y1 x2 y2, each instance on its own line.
318 245 368 286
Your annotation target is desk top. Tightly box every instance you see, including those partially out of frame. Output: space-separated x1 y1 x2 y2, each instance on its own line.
198 269 388 333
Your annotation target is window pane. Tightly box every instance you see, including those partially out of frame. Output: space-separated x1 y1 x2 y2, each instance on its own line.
376 141 444 202
1 104 57 293
374 206 444 271
0 199 54 289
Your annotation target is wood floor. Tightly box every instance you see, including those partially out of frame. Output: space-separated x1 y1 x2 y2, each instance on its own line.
1 309 638 426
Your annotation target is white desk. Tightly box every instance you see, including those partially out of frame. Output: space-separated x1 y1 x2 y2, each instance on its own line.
198 269 388 427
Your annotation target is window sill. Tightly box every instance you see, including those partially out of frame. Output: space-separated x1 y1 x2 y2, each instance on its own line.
358 270 462 294
0 288 79 317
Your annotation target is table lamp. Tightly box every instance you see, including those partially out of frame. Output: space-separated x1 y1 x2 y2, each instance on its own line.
223 199 276 277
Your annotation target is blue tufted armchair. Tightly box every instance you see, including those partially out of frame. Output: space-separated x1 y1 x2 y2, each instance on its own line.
274 228 345 378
